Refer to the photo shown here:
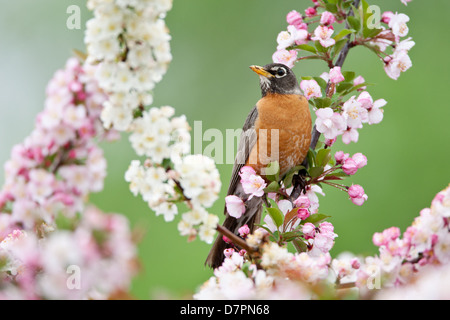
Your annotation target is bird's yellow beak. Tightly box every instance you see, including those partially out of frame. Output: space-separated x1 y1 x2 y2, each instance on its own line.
249 65 274 78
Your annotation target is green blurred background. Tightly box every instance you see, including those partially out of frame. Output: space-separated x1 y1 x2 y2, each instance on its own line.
0 0 449 299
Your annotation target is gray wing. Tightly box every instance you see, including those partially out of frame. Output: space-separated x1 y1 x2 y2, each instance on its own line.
226 105 258 197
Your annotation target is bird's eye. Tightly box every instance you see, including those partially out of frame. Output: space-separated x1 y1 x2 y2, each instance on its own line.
276 68 286 77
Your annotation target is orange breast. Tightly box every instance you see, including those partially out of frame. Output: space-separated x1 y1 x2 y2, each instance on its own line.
246 93 312 177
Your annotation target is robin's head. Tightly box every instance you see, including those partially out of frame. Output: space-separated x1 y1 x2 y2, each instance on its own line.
250 63 301 97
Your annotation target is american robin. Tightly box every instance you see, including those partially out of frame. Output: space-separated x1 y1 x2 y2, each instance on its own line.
205 63 312 268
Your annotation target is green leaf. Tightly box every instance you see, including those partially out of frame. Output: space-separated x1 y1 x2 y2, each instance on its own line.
315 40 327 53
282 231 303 242
313 77 328 90
264 181 280 193
264 161 280 181
363 26 382 39
315 148 332 167
332 38 348 57
325 3 338 13
333 29 354 42
295 44 317 54
337 82 353 93
347 16 361 32
267 207 284 228
301 213 331 226
342 71 356 82
307 148 316 167
293 239 308 253
301 76 313 80
309 166 324 179
282 165 306 188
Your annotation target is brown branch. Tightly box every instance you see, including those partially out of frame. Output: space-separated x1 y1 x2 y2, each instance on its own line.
309 0 361 151
215 224 255 254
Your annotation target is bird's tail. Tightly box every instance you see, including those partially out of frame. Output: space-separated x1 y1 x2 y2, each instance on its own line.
205 191 262 269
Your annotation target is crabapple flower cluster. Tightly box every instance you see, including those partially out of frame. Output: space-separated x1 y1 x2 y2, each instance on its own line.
313 83 386 145
0 58 137 299
358 185 450 289
0 57 114 229
125 153 221 244
0 206 137 299
195 237 331 300
85 0 173 131
197 183 449 300
83 0 224 244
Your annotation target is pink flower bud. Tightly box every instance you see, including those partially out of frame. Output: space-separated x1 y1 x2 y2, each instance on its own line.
224 248 234 258
329 66 345 84
342 158 358 175
320 11 336 26
286 10 303 28
222 235 232 244
348 184 368 206
325 138 336 147
297 208 310 220
239 249 247 256
294 195 310 208
381 11 394 24
348 184 365 198
334 151 349 164
351 258 361 269
305 7 317 17
352 153 367 168
238 224 250 238
353 75 367 91
302 222 316 239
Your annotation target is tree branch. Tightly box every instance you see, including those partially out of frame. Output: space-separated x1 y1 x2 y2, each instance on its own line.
309 0 361 151
215 224 255 254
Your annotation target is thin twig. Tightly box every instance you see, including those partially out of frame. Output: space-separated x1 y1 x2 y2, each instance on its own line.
215 224 254 254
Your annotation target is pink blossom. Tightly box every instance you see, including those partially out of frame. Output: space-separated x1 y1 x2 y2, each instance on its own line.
384 50 412 80
315 107 346 140
389 13 410 37
294 195 310 209
357 91 387 125
286 10 303 29
225 195 246 219
352 153 367 169
314 222 338 253
329 66 345 84
381 11 394 24
297 208 310 220
320 11 335 26
373 227 401 247
348 184 368 206
305 7 317 17
302 222 316 239
311 25 335 48
300 79 322 100
342 127 359 144
324 137 336 147
224 248 234 258
239 166 256 182
342 96 368 129
238 225 250 238
353 75 366 91
289 25 309 45
272 49 298 69
342 158 358 175
401 0 412 5
334 151 349 164
242 175 266 200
